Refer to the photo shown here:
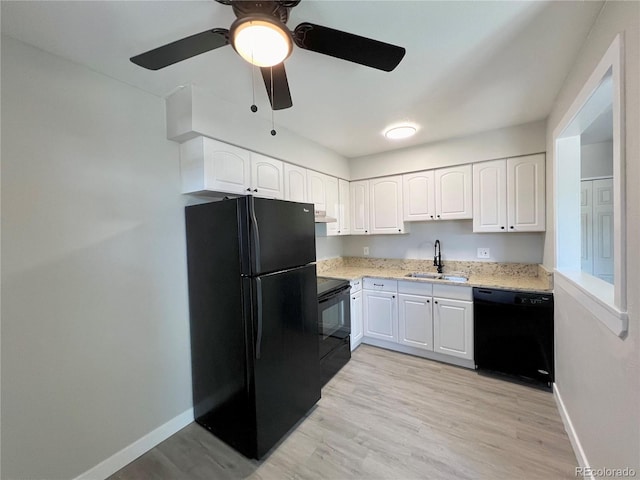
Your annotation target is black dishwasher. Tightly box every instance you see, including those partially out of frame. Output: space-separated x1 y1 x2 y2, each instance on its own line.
473 288 554 390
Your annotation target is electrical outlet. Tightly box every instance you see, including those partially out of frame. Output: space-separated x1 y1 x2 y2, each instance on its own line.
363 246 370 256
477 248 490 259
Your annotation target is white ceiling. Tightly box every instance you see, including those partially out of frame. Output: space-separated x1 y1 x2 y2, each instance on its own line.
1 0 604 158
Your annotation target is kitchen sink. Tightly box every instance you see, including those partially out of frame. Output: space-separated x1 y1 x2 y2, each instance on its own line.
404 272 469 283
440 275 469 283
404 272 442 279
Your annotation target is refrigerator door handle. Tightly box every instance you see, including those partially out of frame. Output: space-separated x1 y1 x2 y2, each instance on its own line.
250 197 262 273
255 277 263 359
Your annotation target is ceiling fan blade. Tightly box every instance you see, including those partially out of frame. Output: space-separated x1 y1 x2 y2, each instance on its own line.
260 64 293 110
130 28 229 70
293 22 405 72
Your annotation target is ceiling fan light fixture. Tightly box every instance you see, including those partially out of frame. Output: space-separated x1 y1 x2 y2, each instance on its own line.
384 124 417 140
231 16 293 68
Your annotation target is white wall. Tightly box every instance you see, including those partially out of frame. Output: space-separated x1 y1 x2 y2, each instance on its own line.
1 36 193 479
349 120 546 180
342 221 543 264
314 228 345 261
545 1 639 471
580 141 613 179
166 85 351 179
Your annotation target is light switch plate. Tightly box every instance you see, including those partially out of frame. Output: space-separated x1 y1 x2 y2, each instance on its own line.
363 246 370 256
477 248 490 259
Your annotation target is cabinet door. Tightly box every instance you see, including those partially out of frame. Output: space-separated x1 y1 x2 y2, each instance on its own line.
251 153 284 199
350 290 363 350
473 160 507 232
433 297 473 360
325 175 340 236
350 180 370 235
369 176 405 234
435 165 472 220
284 164 307 203
363 290 397 342
338 179 351 236
403 171 435 221
180 137 251 195
307 170 327 211
507 154 545 231
398 294 433 351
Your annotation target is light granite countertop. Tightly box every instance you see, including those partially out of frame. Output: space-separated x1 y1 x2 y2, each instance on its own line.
317 257 553 293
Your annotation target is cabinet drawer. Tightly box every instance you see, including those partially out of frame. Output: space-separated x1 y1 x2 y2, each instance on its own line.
363 278 397 292
350 278 362 294
433 284 472 301
398 280 433 296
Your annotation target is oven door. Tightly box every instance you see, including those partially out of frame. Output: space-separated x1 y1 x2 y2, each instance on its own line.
318 285 351 359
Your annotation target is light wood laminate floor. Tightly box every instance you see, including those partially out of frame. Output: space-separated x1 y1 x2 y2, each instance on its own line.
110 345 577 480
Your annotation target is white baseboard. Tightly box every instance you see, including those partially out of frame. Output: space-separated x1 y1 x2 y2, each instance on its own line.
74 407 194 480
554 384 593 480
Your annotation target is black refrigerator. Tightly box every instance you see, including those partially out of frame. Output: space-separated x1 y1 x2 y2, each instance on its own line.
185 196 321 459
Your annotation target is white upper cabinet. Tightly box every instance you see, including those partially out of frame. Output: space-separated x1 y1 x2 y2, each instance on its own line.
307 170 327 211
403 171 435 221
180 136 283 198
350 180 370 235
473 160 507 232
284 164 307 203
403 165 472 221
435 165 473 220
369 176 406 234
324 174 340 236
180 136 250 195
338 179 351 236
473 154 545 232
251 152 284 199
507 154 545 232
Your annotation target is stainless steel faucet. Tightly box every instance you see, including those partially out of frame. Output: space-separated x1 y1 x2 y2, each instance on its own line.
434 239 443 273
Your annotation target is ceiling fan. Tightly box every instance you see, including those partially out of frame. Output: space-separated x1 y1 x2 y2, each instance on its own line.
130 0 406 110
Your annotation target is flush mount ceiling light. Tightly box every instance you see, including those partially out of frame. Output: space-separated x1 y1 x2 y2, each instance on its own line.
230 15 293 68
384 124 417 140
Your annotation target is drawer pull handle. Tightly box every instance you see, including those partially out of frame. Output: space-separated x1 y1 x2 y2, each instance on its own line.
373 283 384 287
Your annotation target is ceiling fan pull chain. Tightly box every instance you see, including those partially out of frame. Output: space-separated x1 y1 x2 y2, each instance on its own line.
270 66 277 136
250 54 257 113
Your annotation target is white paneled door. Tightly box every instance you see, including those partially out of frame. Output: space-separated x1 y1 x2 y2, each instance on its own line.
582 177 614 283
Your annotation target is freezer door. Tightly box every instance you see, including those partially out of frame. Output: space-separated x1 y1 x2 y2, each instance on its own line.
249 264 321 458
243 197 316 275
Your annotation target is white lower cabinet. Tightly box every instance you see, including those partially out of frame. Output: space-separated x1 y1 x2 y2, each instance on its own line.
433 297 473 360
432 284 474 360
350 286 363 351
362 278 473 366
362 278 397 342
398 293 433 351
